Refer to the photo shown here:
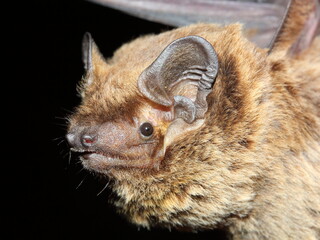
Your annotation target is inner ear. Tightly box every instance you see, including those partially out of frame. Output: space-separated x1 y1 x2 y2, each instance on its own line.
138 35 219 123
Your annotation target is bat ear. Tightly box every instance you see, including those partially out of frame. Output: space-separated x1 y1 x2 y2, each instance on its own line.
138 36 219 123
82 32 107 74
269 0 320 56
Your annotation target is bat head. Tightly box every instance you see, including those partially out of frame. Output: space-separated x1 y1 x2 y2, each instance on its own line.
67 24 272 229
67 29 221 171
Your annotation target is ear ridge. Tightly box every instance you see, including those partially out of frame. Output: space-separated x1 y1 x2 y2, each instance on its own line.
138 35 219 123
174 96 196 123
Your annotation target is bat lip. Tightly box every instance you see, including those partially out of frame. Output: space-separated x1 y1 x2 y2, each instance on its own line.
79 152 130 171
70 142 160 170
79 148 128 162
81 152 126 165
71 147 127 160
79 150 156 170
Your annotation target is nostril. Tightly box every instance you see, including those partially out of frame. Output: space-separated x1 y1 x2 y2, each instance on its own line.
81 134 96 147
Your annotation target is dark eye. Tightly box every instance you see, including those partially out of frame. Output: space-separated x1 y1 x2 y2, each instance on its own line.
139 122 154 138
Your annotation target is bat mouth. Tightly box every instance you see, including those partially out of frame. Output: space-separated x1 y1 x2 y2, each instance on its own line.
70 147 156 170
82 152 127 164
81 152 126 169
71 148 127 165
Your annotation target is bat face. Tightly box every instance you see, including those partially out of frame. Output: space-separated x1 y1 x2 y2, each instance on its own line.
67 59 173 170
67 31 218 171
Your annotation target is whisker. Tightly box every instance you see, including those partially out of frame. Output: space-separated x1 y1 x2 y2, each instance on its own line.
55 116 69 121
68 150 72 165
52 136 64 142
97 181 110 196
75 160 83 165
57 139 66 146
52 122 69 128
62 151 70 160
76 167 85 174
60 107 74 114
76 175 87 189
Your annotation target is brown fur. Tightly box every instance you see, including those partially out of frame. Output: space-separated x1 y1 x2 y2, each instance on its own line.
68 23 320 239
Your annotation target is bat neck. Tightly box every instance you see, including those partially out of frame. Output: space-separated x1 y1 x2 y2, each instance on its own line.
228 164 319 239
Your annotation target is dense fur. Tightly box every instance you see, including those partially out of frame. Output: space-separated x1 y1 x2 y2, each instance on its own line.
68 23 320 239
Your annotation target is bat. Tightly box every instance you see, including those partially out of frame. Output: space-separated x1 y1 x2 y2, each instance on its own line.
66 0 320 239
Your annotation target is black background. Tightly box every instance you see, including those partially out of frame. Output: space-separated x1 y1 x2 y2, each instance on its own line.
29 1 227 239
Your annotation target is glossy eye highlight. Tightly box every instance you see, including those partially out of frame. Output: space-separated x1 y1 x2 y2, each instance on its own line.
139 122 154 138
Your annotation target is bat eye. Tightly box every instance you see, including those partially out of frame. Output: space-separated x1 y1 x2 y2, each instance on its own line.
139 122 154 138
